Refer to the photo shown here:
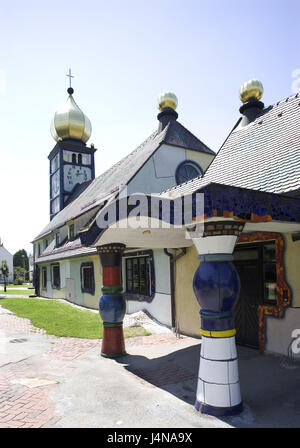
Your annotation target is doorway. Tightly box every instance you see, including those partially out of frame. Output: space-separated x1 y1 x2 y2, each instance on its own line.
233 242 277 349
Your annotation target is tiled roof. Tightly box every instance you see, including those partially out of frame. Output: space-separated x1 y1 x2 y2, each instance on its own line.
33 119 213 242
161 93 300 198
164 120 214 154
35 238 97 263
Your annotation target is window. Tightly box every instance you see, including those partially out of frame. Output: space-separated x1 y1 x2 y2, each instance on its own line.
42 267 47 289
50 153 59 174
126 256 150 295
69 224 75 241
263 243 277 302
175 160 203 185
51 264 60 289
72 153 77 164
234 241 277 304
78 154 82 164
38 243 41 257
80 263 95 294
55 232 60 248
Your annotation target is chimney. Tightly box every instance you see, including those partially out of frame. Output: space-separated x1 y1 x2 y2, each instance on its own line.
239 79 264 127
157 92 178 131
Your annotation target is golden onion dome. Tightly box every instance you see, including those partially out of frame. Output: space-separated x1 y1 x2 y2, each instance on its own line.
158 92 178 111
50 88 92 143
239 79 264 103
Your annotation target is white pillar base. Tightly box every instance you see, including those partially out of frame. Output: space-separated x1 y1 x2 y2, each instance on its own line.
195 335 243 416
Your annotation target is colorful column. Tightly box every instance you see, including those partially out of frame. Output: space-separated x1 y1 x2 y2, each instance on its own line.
191 222 244 417
98 244 127 358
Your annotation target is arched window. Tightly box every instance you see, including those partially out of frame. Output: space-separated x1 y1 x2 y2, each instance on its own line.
72 153 77 164
78 153 82 165
175 160 203 185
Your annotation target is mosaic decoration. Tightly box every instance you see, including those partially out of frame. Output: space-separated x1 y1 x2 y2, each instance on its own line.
80 183 300 247
237 232 291 354
97 244 127 358
193 255 243 416
203 221 244 237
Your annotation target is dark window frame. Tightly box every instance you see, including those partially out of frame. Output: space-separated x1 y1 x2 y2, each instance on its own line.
123 250 155 302
175 159 203 185
69 224 75 241
234 241 277 305
51 263 60 289
80 262 95 295
42 267 47 290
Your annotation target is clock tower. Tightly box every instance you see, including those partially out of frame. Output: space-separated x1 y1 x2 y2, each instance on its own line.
48 85 96 220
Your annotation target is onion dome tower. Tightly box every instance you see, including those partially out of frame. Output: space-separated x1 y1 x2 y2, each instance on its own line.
50 87 92 143
48 74 96 221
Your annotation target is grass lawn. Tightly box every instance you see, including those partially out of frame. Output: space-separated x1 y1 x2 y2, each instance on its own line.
1 289 34 295
0 298 150 339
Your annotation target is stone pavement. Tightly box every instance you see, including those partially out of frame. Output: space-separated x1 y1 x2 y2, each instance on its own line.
0 303 299 428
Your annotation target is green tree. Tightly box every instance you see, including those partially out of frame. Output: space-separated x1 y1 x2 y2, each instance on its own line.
13 249 29 282
14 266 26 285
0 260 9 292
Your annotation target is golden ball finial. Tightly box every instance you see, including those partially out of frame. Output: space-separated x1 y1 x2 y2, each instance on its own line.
239 79 264 103
158 92 178 111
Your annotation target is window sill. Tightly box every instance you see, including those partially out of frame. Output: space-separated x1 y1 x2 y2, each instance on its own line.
124 292 154 303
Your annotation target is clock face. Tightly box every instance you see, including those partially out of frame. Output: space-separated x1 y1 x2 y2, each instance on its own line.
64 165 92 192
51 170 60 197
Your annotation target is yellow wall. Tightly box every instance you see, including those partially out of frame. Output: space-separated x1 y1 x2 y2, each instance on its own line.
186 149 214 172
82 254 102 309
174 245 201 337
284 234 300 307
38 254 102 310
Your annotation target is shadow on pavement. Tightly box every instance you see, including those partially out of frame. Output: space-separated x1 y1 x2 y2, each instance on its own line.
116 342 300 428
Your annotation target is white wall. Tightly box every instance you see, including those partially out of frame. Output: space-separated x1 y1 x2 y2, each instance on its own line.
265 307 300 359
127 144 213 195
0 246 13 283
124 249 172 327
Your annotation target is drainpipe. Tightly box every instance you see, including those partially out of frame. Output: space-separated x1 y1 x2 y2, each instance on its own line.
164 248 187 332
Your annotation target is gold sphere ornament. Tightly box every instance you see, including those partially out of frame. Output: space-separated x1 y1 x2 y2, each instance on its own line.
239 79 264 103
158 92 178 111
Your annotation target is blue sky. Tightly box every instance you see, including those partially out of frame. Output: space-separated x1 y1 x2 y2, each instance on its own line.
0 0 300 254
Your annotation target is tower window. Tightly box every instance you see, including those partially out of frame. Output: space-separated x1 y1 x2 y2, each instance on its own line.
78 154 82 164
72 153 77 164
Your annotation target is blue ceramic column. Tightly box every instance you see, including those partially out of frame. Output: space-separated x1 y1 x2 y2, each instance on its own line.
191 222 244 417
98 244 127 358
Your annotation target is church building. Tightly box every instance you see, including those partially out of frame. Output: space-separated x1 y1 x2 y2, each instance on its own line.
32 78 300 418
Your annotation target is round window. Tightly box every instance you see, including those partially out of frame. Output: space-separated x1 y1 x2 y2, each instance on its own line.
175 160 203 185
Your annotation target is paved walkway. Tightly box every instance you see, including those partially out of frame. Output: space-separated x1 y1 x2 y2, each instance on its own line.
0 304 299 428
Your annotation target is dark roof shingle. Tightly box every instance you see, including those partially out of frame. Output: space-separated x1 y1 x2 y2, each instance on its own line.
162 93 300 198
